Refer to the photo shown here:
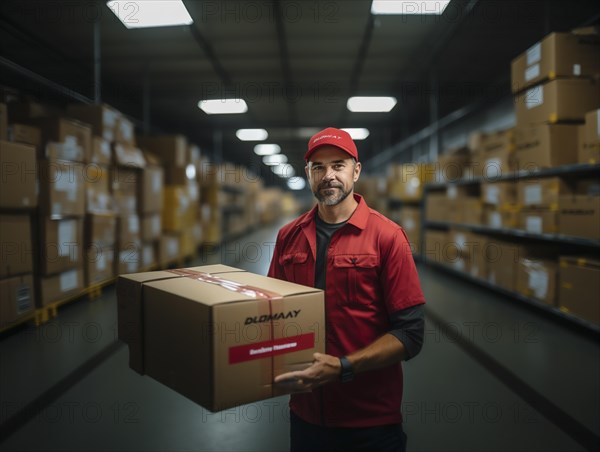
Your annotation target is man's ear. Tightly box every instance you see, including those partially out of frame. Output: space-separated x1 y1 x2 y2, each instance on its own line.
353 161 362 182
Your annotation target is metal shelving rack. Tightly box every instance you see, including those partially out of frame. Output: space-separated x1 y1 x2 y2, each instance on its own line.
421 162 600 333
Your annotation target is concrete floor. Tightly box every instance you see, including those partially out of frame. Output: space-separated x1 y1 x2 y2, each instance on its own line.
1 219 598 451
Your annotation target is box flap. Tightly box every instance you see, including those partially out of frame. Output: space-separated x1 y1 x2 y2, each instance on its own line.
113 143 146 168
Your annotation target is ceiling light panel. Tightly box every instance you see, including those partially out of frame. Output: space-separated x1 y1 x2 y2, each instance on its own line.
236 129 268 141
347 96 397 113
342 128 370 140
198 99 248 114
107 1 194 29
371 0 451 15
254 144 281 156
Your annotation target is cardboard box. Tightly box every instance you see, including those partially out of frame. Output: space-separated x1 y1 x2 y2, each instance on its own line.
435 147 471 182
117 214 141 246
485 206 520 230
158 234 181 265
85 246 114 286
486 241 528 292
91 137 112 165
137 135 189 168
141 242 157 269
514 79 600 125
387 164 435 201
558 195 600 240
0 103 7 140
85 213 117 248
85 164 113 213
559 257 600 324
0 215 33 278
163 186 194 232
113 143 146 169
515 124 579 170
511 32 600 93
40 217 84 276
117 265 325 411
38 160 85 217
425 193 448 223
8 123 42 149
459 197 483 226
516 258 557 305
26 118 91 162
114 193 137 216
517 177 572 209
165 166 191 185
66 104 119 142
477 148 517 179
116 245 142 275
0 140 38 209
141 214 162 242
584 109 600 146
398 207 421 254
468 233 490 280
481 181 517 207
0 274 35 327
138 166 164 214
116 116 135 146
38 268 84 307
424 229 448 264
7 101 58 121
519 209 558 235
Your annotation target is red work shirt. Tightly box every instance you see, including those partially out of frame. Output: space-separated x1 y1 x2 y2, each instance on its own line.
268 194 425 427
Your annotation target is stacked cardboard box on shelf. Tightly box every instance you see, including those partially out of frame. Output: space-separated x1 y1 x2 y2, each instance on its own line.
387 163 435 202
511 31 600 171
579 109 600 164
558 256 600 325
471 129 517 179
137 135 194 264
33 118 89 307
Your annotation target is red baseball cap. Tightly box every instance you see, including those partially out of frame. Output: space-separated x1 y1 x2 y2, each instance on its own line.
305 127 358 162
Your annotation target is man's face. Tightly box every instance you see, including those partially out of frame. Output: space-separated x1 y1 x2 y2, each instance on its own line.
305 146 361 206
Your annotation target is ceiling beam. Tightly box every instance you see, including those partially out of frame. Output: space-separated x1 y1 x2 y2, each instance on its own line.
273 1 297 127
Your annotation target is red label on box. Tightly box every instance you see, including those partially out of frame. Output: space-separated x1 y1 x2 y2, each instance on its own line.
229 333 315 364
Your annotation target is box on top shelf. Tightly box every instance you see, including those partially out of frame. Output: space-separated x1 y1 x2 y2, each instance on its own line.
117 265 325 411
137 135 189 168
25 117 91 162
66 104 119 143
435 146 470 182
91 137 112 165
8 124 42 150
514 123 579 171
116 116 135 146
8 101 60 122
85 164 114 213
0 274 35 328
514 78 600 126
38 160 85 217
511 32 600 94
559 256 600 325
0 140 38 209
471 128 517 179
112 143 146 169
0 215 33 278
516 257 557 306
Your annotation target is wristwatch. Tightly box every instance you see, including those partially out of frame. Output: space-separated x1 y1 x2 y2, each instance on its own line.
339 356 354 383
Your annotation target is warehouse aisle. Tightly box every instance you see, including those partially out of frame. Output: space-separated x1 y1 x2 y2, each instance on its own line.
1 220 598 452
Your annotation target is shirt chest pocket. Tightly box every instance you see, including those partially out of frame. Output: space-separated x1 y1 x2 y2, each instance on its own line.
332 254 379 307
279 252 309 284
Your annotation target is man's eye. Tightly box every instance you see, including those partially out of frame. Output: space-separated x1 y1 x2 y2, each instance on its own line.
333 164 343 170
312 166 323 172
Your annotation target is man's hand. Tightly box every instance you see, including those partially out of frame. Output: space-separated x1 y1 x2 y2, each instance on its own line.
273 352 341 393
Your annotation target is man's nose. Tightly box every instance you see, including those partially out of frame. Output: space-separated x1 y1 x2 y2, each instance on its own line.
323 166 335 180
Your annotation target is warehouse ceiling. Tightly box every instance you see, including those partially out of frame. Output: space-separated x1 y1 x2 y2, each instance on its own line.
1 0 599 188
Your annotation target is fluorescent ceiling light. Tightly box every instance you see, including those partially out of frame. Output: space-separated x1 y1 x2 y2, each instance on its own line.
371 0 451 15
198 99 248 115
263 154 288 166
347 96 397 113
296 127 321 138
271 164 295 178
287 177 306 191
107 1 193 29
185 164 196 180
254 144 281 156
236 129 268 141
342 128 370 140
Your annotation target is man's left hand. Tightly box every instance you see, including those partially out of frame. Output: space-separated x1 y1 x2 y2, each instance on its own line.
273 352 342 393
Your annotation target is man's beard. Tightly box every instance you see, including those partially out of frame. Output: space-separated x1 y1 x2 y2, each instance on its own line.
313 182 352 206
